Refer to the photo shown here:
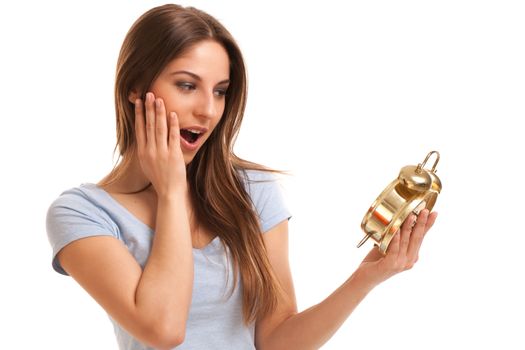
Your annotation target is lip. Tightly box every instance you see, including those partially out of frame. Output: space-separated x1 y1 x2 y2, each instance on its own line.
180 125 209 134
179 126 208 152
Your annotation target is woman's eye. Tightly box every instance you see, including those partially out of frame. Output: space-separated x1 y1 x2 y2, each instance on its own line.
214 89 227 97
176 82 196 91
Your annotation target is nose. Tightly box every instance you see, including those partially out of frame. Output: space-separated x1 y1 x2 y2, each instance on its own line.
195 91 218 120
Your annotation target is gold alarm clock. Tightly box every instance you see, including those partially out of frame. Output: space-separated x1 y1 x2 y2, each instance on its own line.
358 151 442 254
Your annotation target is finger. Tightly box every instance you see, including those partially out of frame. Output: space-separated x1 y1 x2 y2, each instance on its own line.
399 213 415 257
168 111 181 154
155 98 168 153
145 92 156 152
424 211 438 233
406 209 429 262
134 98 146 151
412 209 429 235
385 229 400 258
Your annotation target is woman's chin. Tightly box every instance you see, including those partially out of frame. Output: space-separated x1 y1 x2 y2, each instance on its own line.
184 155 193 165
183 152 198 166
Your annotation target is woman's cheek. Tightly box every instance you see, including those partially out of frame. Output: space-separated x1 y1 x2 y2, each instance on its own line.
164 99 187 119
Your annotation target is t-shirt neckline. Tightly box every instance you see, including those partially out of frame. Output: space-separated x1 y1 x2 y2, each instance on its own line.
80 182 221 252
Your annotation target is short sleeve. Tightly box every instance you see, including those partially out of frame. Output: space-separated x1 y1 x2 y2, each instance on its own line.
241 170 292 233
46 188 119 275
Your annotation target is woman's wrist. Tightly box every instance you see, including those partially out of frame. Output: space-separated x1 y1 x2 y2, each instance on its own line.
349 268 381 293
156 185 188 202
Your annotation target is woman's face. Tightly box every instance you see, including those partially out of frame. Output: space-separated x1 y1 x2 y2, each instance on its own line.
138 40 230 164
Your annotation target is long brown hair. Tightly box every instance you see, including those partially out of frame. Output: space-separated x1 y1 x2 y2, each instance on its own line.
99 4 284 324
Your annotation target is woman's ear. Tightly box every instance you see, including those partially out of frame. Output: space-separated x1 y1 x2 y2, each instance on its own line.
128 89 141 104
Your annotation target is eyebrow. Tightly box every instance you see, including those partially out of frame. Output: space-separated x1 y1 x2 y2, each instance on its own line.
170 70 230 85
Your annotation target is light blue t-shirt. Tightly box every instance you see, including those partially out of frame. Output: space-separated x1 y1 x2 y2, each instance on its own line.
46 169 291 350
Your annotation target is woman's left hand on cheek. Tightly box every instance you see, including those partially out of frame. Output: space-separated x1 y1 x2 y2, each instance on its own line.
356 209 438 287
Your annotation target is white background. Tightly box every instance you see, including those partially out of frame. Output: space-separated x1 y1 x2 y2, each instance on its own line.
1 1 523 349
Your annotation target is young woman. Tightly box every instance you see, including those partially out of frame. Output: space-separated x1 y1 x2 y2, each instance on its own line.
46 4 438 350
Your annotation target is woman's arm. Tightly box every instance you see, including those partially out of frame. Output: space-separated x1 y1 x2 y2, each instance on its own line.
58 195 192 349
58 94 193 350
256 210 437 350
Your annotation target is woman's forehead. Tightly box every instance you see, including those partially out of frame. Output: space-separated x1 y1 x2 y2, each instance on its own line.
163 40 230 81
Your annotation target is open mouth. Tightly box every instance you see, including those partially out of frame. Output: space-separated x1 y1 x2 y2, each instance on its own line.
180 129 203 144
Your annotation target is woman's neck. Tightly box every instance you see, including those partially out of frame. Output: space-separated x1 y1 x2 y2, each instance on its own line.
98 155 152 194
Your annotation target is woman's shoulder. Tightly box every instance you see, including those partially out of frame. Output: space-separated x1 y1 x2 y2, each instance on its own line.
238 168 279 185
47 183 103 212
237 168 291 232
46 183 119 235
238 168 282 197
46 183 120 275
